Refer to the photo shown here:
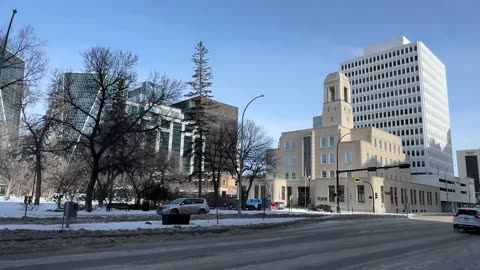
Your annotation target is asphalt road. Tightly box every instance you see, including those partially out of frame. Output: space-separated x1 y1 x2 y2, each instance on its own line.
1 216 479 270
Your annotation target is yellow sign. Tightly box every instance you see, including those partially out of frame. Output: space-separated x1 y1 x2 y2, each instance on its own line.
353 177 360 183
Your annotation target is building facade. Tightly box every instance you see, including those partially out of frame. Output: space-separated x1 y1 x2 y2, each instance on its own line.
457 149 480 204
265 72 441 213
340 36 453 177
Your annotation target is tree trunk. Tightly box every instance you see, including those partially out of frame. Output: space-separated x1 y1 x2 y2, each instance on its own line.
198 130 203 197
34 152 43 205
4 177 13 200
85 158 99 212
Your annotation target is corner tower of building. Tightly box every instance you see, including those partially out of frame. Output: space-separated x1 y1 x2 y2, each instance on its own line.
322 72 353 129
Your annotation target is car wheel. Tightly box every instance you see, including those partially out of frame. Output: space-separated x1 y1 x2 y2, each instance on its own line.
198 209 207 215
170 209 179 215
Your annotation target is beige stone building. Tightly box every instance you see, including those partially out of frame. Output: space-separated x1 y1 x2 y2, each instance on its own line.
262 72 441 213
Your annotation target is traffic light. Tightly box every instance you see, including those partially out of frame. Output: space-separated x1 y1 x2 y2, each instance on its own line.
375 192 378 199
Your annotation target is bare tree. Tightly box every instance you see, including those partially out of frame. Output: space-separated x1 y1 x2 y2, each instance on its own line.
44 155 89 209
19 87 55 205
0 128 29 200
0 25 47 90
49 48 183 211
228 120 273 208
204 117 237 207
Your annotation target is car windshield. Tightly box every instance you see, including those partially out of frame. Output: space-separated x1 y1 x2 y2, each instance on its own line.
169 199 184 205
457 209 478 216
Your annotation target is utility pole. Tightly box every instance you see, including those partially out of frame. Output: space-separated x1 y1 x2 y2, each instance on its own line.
336 130 352 214
237 94 264 214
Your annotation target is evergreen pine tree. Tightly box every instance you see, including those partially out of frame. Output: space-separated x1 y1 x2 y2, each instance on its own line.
186 41 214 197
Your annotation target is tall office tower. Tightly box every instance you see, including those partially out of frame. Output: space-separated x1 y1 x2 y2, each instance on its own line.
340 36 453 176
0 50 25 134
457 149 480 203
59 72 99 136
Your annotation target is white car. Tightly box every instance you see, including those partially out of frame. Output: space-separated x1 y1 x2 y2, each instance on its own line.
453 208 480 231
157 198 210 215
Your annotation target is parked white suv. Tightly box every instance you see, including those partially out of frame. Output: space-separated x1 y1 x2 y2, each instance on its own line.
157 198 210 215
453 208 480 231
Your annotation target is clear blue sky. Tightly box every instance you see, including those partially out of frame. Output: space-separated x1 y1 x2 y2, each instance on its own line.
1 0 480 167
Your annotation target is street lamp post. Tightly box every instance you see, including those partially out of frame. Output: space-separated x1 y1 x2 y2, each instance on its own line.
345 178 350 212
361 180 375 213
237 94 264 214
444 164 455 213
304 174 311 209
336 130 353 214
0 9 17 125
0 9 17 78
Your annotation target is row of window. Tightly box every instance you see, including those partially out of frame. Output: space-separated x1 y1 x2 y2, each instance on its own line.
355 107 422 122
284 172 297 180
354 96 422 112
320 137 336 148
321 171 353 178
402 138 425 147
355 117 423 130
354 87 421 104
351 73 419 87
372 138 401 154
406 149 425 157
366 153 401 167
355 125 423 140
284 141 297 151
411 160 426 168
284 156 297 167
320 152 353 164
354 85 421 99
341 45 418 71
348 65 419 84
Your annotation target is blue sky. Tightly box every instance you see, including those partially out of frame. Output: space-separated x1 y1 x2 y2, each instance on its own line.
1 0 480 169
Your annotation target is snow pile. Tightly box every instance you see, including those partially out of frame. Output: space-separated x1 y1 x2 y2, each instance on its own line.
0 217 303 231
0 201 58 218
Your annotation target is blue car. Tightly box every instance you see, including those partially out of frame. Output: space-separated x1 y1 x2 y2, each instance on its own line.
246 199 262 210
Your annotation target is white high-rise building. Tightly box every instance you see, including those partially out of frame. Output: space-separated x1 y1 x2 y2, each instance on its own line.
340 36 453 176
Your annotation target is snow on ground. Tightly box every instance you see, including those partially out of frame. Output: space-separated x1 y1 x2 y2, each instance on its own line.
0 217 303 231
0 199 410 219
0 200 159 218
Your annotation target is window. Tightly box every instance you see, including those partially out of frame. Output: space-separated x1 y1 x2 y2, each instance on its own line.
345 152 353 163
328 186 336 202
291 172 296 179
285 141 291 151
281 186 285 200
321 154 327 164
329 136 335 147
321 138 327 148
358 185 365 203
322 171 327 178
329 170 335 178
291 141 297 151
390 187 394 204
346 172 352 177
329 153 335 164
329 86 335 102
285 172 289 179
